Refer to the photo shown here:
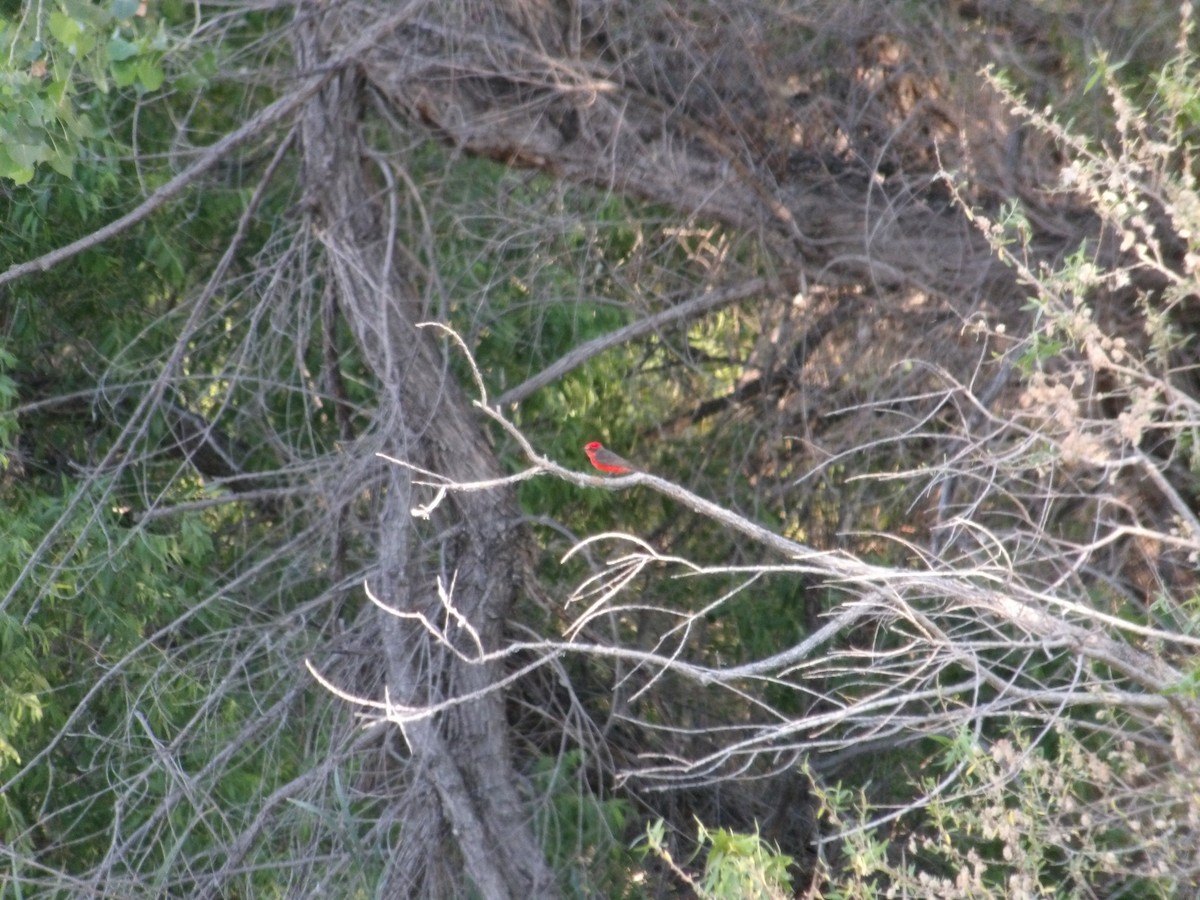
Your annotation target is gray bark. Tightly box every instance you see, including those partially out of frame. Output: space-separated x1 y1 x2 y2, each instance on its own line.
296 9 558 897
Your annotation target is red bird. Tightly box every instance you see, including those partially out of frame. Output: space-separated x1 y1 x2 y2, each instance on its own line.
583 441 636 474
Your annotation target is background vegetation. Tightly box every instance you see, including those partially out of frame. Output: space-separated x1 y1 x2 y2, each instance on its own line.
2 0 1199 896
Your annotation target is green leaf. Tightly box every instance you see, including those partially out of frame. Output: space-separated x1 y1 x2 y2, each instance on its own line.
46 77 71 105
0 146 35 185
48 11 81 48
48 149 75 179
8 142 50 169
106 34 139 62
111 58 138 88
137 58 164 92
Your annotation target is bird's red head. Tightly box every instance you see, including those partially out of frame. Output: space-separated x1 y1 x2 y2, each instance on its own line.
584 441 603 452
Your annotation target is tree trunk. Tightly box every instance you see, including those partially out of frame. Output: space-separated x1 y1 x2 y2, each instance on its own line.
295 10 557 898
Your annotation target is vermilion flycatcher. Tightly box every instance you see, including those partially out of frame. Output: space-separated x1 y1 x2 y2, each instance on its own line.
584 441 636 474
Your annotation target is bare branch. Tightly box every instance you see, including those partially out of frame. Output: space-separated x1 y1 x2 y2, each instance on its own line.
495 276 789 407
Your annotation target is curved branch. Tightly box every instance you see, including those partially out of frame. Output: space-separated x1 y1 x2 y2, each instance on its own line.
0 86 315 288
495 275 790 406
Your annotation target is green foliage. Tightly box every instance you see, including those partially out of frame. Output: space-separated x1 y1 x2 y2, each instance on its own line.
0 6 314 882
0 611 47 767
644 817 794 899
531 749 637 896
0 0 169 184
813 720 1190 899
698 822 795 899
0 476 223 867
0 341 17 466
